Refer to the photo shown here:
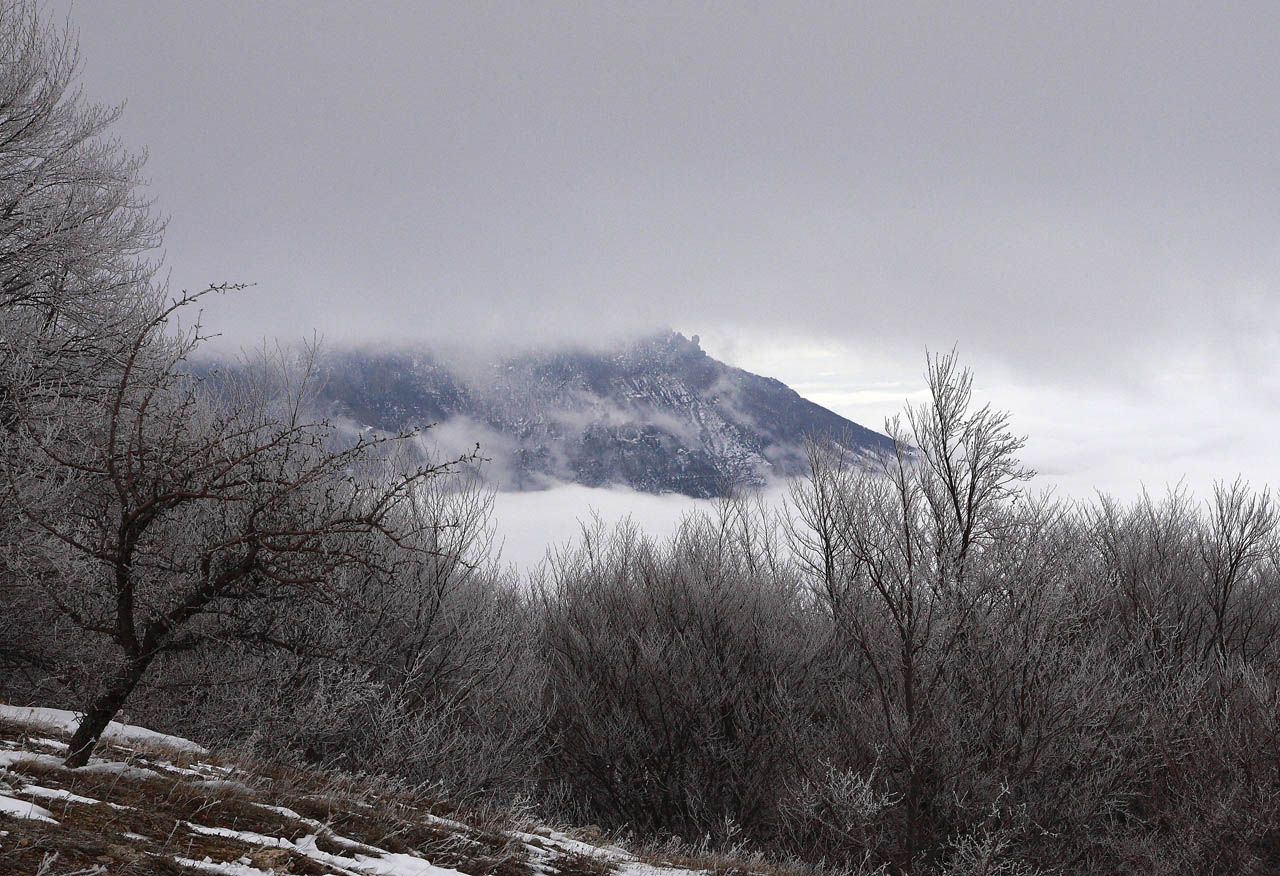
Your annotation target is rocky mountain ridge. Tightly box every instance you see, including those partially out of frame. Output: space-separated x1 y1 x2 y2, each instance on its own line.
315 332 891 498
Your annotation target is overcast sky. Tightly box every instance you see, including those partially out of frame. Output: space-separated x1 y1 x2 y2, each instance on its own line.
48 1 1280 513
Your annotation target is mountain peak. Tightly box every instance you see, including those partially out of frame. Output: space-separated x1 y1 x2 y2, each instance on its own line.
316 336 890 497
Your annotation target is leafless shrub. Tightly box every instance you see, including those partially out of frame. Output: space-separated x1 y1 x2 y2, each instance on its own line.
138 460 543 800
536 500 825 849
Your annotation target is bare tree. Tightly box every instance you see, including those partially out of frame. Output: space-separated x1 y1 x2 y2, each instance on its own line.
4 293 460 767
146 464 544 796
306 469 544 793
906 350 1035 590
0 0 168 693
0 0 163 392
786 435 857 608
1197 478 1277 663
796 351 1035 868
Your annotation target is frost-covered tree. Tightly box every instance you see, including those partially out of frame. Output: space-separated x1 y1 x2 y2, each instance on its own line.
792 351 1038 867
0 0 166 685
5 312 461 767
0 0 163 393
0 3 467 768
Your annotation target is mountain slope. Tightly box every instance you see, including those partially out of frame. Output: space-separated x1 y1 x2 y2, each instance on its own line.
316 332 891 498
0 705 813 876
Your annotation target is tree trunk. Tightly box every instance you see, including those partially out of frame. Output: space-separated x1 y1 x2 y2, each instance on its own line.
63 655 151 768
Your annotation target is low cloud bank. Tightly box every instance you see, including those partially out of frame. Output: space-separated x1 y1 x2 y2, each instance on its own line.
490 484 711 572
490 482 794 573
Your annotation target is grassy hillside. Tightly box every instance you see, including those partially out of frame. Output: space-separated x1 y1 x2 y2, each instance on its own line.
0 707 822 876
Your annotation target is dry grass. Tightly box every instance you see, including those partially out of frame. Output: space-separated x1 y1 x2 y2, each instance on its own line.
616 829 863 876
0 715 844 876
0 715 541 876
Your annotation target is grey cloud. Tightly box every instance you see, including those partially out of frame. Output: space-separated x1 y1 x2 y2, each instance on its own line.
45 0 1280 382
36 0 1280 496
416 416 543 492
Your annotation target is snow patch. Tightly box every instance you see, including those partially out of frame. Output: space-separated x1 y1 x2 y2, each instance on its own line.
16 784 103 806
514 828 619 860
185 821 292 849
174 857 273 876
32 737 68 752
0 794 57 823
76 760 161 780
0 705 207 754
184 823 467 876
0 750 64 770
249 802 369 849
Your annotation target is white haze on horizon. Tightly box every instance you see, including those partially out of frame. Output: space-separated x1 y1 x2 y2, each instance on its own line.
490 483 737 574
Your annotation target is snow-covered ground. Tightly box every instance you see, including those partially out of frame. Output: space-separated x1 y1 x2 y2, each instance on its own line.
0 704 208 754
0 705 730 876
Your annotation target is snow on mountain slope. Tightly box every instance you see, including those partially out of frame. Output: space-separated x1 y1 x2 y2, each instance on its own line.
316 332 891 498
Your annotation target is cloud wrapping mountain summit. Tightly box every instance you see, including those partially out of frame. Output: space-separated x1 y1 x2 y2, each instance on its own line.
317 332 891 498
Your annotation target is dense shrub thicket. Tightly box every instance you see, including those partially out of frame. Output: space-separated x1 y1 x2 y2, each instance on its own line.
515 377 1280 875
3 3 1279 873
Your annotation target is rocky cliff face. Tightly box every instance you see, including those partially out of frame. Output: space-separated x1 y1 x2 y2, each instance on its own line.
316 332 891 498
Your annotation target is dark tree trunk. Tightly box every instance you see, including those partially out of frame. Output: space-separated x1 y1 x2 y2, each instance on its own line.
63 655 152 768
